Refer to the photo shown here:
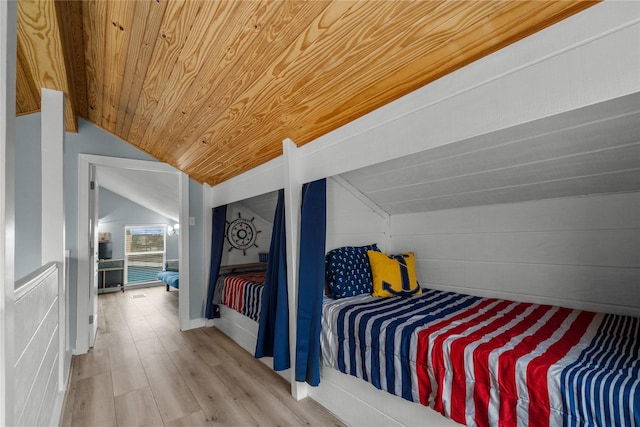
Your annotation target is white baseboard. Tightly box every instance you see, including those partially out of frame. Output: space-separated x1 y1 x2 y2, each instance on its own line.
187 318 206 330
50 388 67 427
52 353 74 426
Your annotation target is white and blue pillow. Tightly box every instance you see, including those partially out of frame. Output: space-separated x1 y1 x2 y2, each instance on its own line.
325 244 380 299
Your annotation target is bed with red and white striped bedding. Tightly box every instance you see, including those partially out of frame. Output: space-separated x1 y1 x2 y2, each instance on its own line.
321 288 640 426
213 272 265 322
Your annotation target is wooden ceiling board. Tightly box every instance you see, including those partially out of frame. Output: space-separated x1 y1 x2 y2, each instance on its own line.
138 0 283 156
100 0 136 133
125 0 202 143
285 1 568 143
183 1 416 183
169 2 336 171
183 1 428 182
130 0 240 151
55 0 88 119
175 1 347 181
16 0 598 186
82 0 107 124
15 40 40 115
115 0 169 137
17 0 78 131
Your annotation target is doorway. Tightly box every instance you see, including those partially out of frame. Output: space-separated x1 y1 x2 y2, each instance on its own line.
76 154 190 353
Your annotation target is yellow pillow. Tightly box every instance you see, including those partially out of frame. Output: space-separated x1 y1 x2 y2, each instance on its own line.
368 251 421 298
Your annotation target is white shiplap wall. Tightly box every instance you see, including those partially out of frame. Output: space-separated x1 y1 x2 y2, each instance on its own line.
390 192 640 317
220 202 274 266
326 177 389 253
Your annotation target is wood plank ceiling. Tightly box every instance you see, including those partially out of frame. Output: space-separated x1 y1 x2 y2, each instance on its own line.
15 0 598 186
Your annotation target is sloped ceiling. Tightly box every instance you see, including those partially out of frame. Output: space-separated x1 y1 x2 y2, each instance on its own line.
15 0 597 186
237 191 279 225
96 165 179 222
341 94 640 215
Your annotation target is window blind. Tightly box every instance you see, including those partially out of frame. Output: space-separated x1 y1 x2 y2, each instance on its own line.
124 225 166 285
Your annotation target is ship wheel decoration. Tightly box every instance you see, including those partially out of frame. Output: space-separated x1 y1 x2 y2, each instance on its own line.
225 212 261 256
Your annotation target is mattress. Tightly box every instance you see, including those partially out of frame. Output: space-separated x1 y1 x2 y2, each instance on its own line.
321 289 640 427
214 272 266 322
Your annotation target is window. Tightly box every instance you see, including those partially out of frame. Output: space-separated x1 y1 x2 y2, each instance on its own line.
124 225 166 285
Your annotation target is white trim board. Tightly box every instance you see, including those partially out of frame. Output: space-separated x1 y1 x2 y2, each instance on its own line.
76 155 190 354
1 2 17 425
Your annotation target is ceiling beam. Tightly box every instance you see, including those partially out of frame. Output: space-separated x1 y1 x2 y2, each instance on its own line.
16 0 82 132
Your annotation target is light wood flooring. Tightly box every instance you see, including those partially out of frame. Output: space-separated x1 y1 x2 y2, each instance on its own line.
60 286 345 426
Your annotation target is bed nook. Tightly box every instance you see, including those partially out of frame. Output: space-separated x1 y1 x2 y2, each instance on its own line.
205 190 284 357
320 245 640 427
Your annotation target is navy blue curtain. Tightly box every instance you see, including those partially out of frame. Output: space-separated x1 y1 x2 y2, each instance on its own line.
255 190 290 371
295 178 326 386
205 205 227 319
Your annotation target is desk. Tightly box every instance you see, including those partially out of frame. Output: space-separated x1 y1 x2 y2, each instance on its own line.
98 259 124 293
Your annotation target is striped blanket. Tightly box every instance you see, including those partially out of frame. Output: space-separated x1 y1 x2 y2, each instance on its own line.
321 289 640 427
214 272 265 322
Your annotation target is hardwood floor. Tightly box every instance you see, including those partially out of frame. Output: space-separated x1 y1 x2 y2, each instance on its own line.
60 286 345 426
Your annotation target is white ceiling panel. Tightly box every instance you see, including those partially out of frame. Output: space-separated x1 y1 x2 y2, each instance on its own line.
96 166 180 222
341 94 640 214
236 191 279 224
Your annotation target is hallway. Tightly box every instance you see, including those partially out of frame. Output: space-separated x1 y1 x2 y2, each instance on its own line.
60 286 344 426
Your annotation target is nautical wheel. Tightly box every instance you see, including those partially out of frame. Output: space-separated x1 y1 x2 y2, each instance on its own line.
225 212 261 256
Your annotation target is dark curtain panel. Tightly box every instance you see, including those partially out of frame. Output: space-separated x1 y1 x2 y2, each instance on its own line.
255 189 290 371
295 178 327 386
205 205 227 319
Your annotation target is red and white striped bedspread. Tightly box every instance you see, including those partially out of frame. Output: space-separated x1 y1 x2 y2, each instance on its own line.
218 272 265 322
321 288 640 427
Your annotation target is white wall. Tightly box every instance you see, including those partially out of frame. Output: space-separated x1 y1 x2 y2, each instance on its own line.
14 117 41 280
326 177 388 252
390 192 640 317
98 188 179 261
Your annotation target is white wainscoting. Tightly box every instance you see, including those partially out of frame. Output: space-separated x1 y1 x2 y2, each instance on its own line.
390 192 640 317
13 262 60 426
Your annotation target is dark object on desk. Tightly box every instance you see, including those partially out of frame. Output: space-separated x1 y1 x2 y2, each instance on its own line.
98 241 112 260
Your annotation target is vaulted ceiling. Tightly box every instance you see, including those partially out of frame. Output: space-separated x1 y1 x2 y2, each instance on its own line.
15 0 597 186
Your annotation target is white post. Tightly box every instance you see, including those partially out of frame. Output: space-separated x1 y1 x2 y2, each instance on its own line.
41 88 67 390
283 138 308 400
0 1 17 425
178 172 190 330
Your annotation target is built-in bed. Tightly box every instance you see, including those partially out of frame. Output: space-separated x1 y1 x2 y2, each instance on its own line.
318 245 640 427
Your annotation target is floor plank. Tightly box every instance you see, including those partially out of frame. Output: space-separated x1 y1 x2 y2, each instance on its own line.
60 285 345 426
71 372 117 426
114 386 164 427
